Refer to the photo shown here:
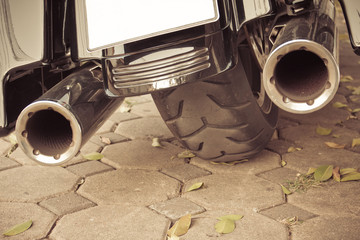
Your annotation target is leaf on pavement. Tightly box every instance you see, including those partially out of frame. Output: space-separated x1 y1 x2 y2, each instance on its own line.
314 165 334 182
340 172 360 182
280 184 292 195
100 136 111 145
152 138 164 148
3 220 32 236
351 86 360 95
340 75 354 82
340 168 357 175
306 167 317 175
352 108 360 113
351 138 360 148
215 218 236 234
217 215 244 221
332 102 349 109
83 152 104 161
167 214 191 237
281 159 287 167
324 142 345 149
177 150 195 159
316 126 332 136
186 182 204 192
332 166 341 182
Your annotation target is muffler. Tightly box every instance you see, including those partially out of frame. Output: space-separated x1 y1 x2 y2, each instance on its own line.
263 1 340 114
15 66 123 165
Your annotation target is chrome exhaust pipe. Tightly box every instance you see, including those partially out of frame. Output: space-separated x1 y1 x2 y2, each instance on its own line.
15 66 123 165
263 1 340 114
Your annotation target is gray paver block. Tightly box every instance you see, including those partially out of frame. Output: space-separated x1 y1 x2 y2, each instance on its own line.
288 181 360 216
130 100 161 117
95 119 117 134
102 140 185 170
0 166 79 202
50 206 170 240
183 210 288 240
183 174 284 212
280 124 360 149
39 192 95 216
90 132 129 147
266 139 297 155
0 138 12 155
291 215 360 240
0 156 20 171
114 117 173 139
0 202 56 240
257 167 300 184
66 160 114 177
260 203 317 222
161 163 211 182
109 111 141 123
190 150 281 175
149 197 205 221
78 169 180 205
282 147 360 173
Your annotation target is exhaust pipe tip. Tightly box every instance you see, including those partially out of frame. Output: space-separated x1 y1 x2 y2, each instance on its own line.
15 101 82 165
263 40 340 114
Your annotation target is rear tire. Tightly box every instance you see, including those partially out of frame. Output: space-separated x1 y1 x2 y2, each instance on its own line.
152 56 278 162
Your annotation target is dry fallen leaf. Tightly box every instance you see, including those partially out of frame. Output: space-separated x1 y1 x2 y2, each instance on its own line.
100 136 111 145
210 159 248 166
314 165 333 182
324 142 345 149
332 102 349 109
3 220 32 236
215 218 235 234
83 152 104 161
332 166 341 182
306 167 317 175
167 214 191 237
177 150 196 159
340 168 357 175
351 138 360 148
340 75 354 82
316 126 332 136
281 159 287 167
280 184 292 195
340 172 360 182
186 182 204 192
152 138 164 148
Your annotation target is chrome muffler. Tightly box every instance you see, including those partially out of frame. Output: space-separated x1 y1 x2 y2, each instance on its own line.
263 1 339 114
15 66 123 165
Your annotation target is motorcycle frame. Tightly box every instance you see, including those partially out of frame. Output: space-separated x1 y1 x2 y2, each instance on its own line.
0 0 273 134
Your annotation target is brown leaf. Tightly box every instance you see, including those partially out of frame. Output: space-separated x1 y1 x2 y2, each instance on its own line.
324 142 345 149
332 166 341 182
167 214 191 237
100 136 111 145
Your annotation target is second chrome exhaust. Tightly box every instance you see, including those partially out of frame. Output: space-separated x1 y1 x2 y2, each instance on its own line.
263 1 340 114
15 66 123 165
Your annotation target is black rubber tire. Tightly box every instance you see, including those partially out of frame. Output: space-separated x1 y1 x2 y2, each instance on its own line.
152 59 278 162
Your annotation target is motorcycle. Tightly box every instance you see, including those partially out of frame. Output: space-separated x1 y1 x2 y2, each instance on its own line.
0 0 359 165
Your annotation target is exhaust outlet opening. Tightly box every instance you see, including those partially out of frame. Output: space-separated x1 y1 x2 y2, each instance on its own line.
25 110 73 157
274 50 328 102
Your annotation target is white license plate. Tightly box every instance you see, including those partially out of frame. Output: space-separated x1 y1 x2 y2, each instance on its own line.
85 0 219 50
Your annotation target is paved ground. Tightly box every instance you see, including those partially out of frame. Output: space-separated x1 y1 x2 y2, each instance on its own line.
1 10 360 240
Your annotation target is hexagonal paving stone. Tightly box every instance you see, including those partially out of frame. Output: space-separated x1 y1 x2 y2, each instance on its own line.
0 166 80 202
66 160 114 177
291 215 360 240
0 202 56 240
114 117 173 139
39 192 96 215
184 210 288 240
279 124 359 149
288 181 360 216
78 169 180 205
149 198 205 221
162 163 211 182
190 150 281 175
257 167 300 185
0 157 20 171
282 147 360 173
260 203 317 222
102 140 185 170
50 206 170 240
183 174 284 212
